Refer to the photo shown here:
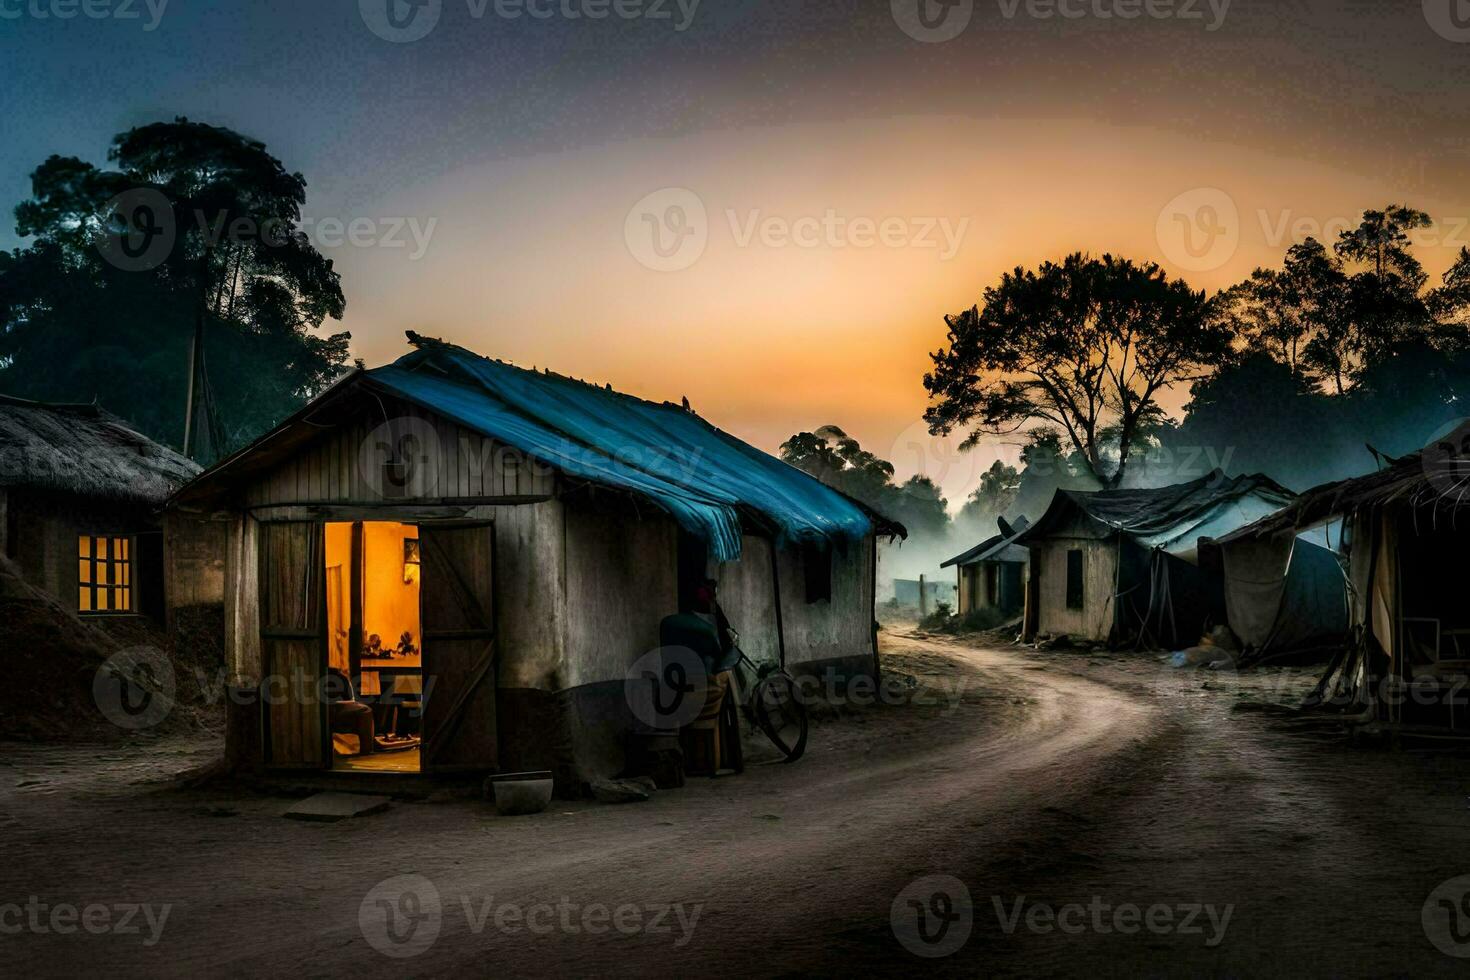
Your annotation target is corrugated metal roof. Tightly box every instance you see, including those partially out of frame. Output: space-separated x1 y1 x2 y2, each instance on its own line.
365 340 892 562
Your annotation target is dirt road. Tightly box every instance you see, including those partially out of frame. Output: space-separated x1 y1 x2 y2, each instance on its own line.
4 632 1470 976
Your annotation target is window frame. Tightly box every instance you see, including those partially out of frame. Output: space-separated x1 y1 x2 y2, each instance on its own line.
78 534 137 616
1064 548 1085 611
802 542 833 605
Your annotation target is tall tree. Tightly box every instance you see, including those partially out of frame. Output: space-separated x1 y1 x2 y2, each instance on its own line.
1218 238 1358 393
780 425 950 535
923 253 1230 489
0 118 350 458
956 459 1020 535
1334 205 1432 281
1333 205 1433 364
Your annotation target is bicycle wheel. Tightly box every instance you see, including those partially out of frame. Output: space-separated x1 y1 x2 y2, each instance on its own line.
752 669 808 762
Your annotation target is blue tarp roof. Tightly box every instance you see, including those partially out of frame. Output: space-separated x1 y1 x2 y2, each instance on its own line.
366 340 884 562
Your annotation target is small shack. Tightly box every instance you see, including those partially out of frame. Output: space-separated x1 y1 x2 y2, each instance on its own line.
1225 429 1470 731
0 394 200 622
942 516 1030 620
1016 471 1296 648
169 336 902 787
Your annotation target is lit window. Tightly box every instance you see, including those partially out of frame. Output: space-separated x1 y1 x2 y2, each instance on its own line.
78 536 133 614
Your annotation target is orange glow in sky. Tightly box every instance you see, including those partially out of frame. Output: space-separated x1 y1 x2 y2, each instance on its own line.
332 116 1470 510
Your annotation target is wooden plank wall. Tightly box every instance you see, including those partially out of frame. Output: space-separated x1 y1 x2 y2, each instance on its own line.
242 404 555 508
1033 538 1118 641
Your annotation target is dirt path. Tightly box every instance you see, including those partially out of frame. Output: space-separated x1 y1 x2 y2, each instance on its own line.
3 632 1469 976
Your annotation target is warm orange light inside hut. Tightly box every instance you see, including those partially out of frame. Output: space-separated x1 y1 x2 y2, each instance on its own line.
322 522 423 665
324 521 424 773
78 535 132 614
363 523 421 656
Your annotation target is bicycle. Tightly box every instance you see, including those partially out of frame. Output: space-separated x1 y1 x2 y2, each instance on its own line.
724 630 809 764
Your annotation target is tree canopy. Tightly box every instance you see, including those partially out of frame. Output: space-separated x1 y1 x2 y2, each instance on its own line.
779 425 950 537
922 205 1470 512
0 118 351 459
923 253 1227 489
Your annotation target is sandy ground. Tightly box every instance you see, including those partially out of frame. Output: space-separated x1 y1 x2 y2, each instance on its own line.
4 629 1470 977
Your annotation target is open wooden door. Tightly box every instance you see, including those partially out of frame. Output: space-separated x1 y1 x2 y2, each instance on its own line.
420 521 497 773
259 521 326 769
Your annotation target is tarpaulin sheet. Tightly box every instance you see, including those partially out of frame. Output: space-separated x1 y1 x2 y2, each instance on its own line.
367 344 875 562
1217 534 1347 653
1022 471 1296 558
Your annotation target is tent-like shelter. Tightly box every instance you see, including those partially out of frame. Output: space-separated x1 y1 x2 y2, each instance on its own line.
942 516 1030 620
1197 526 1347 662
1220 428 1470 730
1016 471 1297 648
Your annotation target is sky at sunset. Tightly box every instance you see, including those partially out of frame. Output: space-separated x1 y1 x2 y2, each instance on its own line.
5 0 1470 508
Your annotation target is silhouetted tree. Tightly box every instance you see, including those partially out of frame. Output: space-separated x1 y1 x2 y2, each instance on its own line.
0 118 350 457
780 426 950 534
923 253 1229 489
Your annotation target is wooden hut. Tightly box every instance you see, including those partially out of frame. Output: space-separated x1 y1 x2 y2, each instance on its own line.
0 394 200 622
1016 471 1296 647
168 336 902 788
942 516 1030 621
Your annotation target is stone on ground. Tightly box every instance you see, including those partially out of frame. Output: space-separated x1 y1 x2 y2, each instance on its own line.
283 792 392 822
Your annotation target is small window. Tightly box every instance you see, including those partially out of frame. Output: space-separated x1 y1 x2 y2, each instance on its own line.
79 535 134 614
1065 549 1084 610
803 543 832 604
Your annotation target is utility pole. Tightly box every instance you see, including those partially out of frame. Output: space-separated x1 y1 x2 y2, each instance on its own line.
183 244 213 461
182 315 202 458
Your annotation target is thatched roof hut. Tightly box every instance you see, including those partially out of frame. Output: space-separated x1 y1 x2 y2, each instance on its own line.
0 394 199 504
